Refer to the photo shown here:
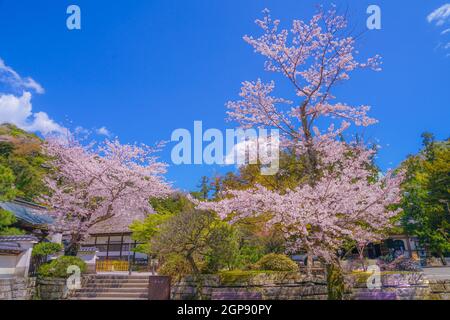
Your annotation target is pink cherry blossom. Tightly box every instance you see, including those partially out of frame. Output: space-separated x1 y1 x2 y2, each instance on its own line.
198 8 403 264
227 7 380 144
198 140 403 263
41 135 172 241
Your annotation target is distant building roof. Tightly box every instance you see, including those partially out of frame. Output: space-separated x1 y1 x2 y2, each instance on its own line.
0 235 39 242
78 247 98 253
88 208 149 235
0 242 25 255
0 199 53 226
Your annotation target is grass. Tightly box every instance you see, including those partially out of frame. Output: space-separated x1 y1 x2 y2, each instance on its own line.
351 270 418 284
218 270 297 285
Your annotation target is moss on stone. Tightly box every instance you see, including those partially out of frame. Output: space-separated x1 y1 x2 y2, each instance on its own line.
217 270 302 285
218 270 272 285
351 270 419 285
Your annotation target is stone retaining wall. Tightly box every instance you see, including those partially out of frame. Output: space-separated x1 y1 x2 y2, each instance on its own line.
171 273 328 300
0 277 36 300
348 272 431 300
429 280 450 300
36 278 69 300
172 272 450 300
2 272 448 300
36 275 96 300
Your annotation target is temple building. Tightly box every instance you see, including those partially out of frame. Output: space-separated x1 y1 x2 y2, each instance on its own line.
0 199 53 239
1 199 148 273
79 211 149 272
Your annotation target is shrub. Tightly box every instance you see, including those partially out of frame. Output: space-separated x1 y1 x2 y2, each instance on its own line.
37 256 86 278
235 245 265 270
158 255 193 281
32 242 63 257
253 253 299 272
203 222 240 273
0 208 24 236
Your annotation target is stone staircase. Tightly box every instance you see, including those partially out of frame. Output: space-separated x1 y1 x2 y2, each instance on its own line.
70 274 150 300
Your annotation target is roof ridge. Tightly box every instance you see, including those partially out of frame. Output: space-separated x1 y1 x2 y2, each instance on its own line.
0 235 39 242
12 198 47 210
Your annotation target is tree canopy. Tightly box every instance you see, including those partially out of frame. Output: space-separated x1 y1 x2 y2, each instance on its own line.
0 123 49 201
401 134 450 263
0 123 47 235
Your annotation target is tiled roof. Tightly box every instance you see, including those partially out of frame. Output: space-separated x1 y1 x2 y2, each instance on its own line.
88 208 149 234
0 200 53 225
0 242 25 255
0 235 39 242
78 247 98 253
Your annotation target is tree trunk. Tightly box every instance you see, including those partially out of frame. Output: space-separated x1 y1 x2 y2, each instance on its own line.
358 247 367 271
439 252 448 266
65 233 82 256
326 262 345 300
306 253 313 277
186 253 199 275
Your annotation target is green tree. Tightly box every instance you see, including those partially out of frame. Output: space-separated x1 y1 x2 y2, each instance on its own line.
0 209 23 236
219 150 309 193
0 163 17 201
401 134 450 264
0 162 23 235
32 242 64 257
203 222 240 272
130 193 193 254
0 124 49 201
146 208 239 274
0 124 50 235
190 176 211 200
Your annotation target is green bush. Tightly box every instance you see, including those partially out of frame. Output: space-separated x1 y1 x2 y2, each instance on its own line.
37 256 86 279
158 255 193 281
253 253 299 272
0 208 24 236
235 245 265 269
32 242 63 257
202 222 240 273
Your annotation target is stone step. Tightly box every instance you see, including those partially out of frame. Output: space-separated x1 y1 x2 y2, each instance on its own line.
75 288 148 294
87 279 150 284
84 283 149 288
71 292 149 299
93 275 151 279
69 274 153 300
69 297 148 300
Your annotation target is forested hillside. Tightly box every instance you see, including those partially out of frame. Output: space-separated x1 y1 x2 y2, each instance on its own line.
0 123 48 235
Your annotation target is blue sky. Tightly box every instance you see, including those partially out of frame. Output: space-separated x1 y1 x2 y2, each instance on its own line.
0 0 449 191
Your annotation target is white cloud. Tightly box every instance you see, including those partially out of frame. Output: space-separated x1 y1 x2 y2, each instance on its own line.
0 92 65 135
74 126 90 135
224 135 279 166
0 58 44 94
96 126 111 137
0 57 110 136
0 57 66 135
427 5 450 57
224 138 258 165
427 4 450 26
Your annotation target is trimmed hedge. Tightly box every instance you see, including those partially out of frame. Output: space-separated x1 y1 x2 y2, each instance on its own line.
37 256 86 278
254 253 299 272
32 242 63 257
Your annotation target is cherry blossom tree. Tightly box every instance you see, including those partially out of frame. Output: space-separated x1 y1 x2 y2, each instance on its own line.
197 7 403 299
227 7 381 177
198 140 403 261
43 136 172 255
